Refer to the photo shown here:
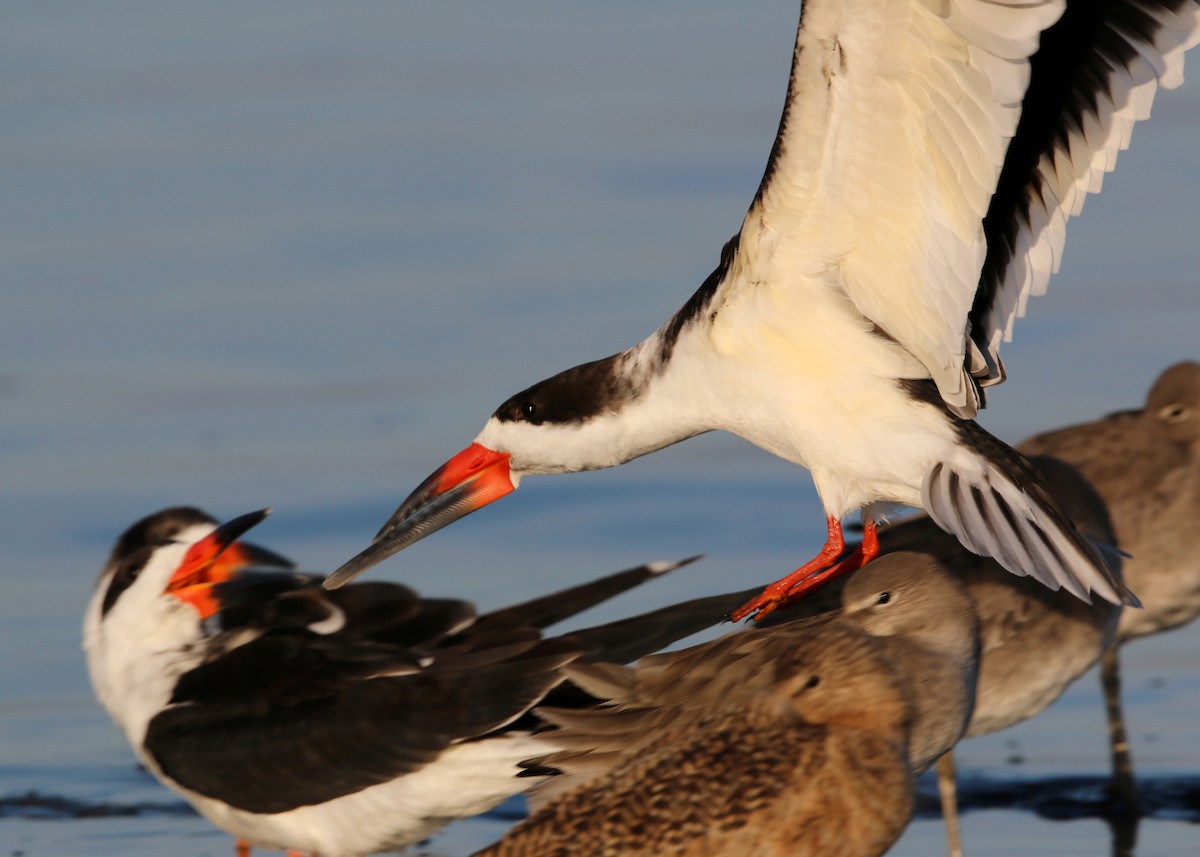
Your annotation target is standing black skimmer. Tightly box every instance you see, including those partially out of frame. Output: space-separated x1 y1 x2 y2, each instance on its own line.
83 507 727 857
328 0 1199 619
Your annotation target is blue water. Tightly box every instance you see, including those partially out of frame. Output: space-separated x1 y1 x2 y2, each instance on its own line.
3 2 1199 854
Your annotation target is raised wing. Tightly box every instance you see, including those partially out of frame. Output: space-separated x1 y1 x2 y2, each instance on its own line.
739 0 1064 416
972 0 1200 383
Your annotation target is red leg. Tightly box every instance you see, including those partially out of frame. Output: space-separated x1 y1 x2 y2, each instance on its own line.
861 518 879 561
729 518 880 622
780 518 878 602
729 517 846 622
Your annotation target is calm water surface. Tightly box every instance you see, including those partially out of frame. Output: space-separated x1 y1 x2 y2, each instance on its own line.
3 2 1198 854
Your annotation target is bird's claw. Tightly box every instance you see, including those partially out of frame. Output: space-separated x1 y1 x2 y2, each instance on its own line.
728 589 787 623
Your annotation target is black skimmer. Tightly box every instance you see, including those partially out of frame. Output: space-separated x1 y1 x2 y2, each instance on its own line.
83 507 728 857
476 553 979 857
328 1 1198 618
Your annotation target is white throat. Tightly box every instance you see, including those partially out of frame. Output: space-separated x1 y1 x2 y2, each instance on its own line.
84 535 214 747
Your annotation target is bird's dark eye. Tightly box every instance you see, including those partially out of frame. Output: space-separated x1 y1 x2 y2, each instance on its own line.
804 674 821 689
120 554 149 582
877 591 891 604
100 552 153 617
522 402 537 419
1159 404 1190 424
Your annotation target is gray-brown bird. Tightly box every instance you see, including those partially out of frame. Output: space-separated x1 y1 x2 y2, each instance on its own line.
1018 360 1200 811
851 362 1200 853
1020 362 1200 647
870 456 1122 856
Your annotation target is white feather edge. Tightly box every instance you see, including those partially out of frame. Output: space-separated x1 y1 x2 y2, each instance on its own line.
921 458 1131 607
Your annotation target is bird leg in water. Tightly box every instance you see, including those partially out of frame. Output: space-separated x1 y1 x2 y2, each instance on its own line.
937 752 965 857
729 518 880 621
1101 642 1140 815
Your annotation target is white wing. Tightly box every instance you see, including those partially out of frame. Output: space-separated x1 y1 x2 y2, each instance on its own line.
727 0 1198 418
736 0 1065 417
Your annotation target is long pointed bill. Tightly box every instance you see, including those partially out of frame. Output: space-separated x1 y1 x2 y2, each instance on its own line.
165 509 273 617
324 443 514 590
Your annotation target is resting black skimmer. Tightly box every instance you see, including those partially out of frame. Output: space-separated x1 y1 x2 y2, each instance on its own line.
328 0 1199 618
83 507 726 857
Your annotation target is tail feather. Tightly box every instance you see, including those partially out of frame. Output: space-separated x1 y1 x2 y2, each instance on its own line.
559 661 636 701
923 458 1137 607
475 556 702 634
566 588 754 666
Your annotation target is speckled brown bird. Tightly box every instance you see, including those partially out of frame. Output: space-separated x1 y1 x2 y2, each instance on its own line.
473 553 978 857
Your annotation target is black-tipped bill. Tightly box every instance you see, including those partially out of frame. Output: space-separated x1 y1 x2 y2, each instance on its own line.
324 444 514 590
166 508 273 594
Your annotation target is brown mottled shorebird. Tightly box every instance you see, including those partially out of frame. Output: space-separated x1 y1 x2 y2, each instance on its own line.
473 553 979 857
